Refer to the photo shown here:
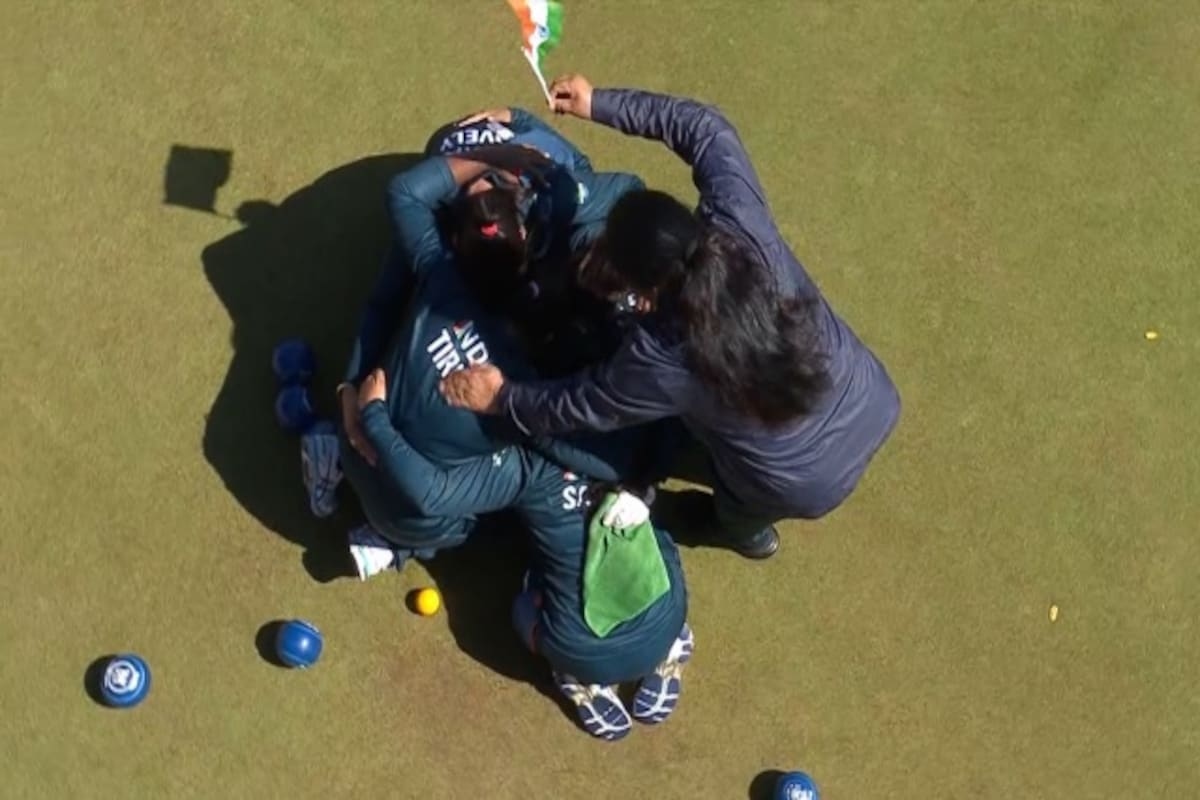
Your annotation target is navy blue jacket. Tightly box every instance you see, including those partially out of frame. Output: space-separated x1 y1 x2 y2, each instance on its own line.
500 89 901 519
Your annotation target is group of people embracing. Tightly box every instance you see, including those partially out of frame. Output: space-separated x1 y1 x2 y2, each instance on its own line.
298 74 900 742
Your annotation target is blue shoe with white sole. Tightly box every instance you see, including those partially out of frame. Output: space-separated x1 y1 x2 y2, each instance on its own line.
633 622 694 724
553 672 632 742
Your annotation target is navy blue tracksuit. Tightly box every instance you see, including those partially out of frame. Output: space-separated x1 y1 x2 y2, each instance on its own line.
500 90 901 526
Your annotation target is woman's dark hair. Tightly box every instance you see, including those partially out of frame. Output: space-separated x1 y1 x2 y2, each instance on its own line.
584 190 831 426
452 186 528 311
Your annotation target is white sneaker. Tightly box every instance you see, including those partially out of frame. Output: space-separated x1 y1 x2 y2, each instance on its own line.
301 422 342 518
347 525 400 581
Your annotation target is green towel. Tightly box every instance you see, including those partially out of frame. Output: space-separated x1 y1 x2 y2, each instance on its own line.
582 493 671 638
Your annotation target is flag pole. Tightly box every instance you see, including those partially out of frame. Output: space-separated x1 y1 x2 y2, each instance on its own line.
521 47 553 106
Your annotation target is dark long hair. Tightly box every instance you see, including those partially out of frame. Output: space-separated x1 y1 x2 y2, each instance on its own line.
584 190 831 425
451 186 528 312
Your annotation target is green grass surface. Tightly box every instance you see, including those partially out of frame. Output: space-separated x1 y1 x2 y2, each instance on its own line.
3 2 1199 798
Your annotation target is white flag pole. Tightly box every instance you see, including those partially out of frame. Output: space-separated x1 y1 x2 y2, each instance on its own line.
521 47 553 105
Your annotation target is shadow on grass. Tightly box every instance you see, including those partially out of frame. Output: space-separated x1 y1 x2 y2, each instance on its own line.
421 516 573 717
748 770 787 800
171 147 576 703
254 620 287 668
171 148 423 579
171 146 723 724
83 655 115 707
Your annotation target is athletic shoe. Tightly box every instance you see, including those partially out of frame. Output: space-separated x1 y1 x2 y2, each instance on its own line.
300 423 342 518
632 622 694 724
347 525 404 580
552 672 632 742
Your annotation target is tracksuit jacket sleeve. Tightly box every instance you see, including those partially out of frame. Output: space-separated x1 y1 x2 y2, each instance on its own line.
509 107 594 174
386 158 458 275
589 88 803 292
343 159 458 384
359 401 514 517
501 329 679 437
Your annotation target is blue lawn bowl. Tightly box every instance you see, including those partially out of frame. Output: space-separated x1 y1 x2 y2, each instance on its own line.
272 338 316 386
775 772 819 800
275 385 317 435
276 620 323 669
99 654 151 709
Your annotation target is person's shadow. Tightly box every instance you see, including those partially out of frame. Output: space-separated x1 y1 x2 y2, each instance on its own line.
421 516 571 710
174 147 569 705
186 150 421 576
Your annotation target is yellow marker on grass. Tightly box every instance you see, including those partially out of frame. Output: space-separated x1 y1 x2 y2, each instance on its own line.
413 587 442 616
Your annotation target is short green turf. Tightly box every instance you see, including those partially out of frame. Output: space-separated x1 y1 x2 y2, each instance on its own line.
2 2 1198 798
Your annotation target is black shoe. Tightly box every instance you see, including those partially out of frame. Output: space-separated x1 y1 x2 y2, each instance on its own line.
732 525 780 560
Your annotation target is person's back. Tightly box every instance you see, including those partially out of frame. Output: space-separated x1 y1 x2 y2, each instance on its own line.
514 459 687 685
337 257 525 553
626 284 897 520
386 259 531 464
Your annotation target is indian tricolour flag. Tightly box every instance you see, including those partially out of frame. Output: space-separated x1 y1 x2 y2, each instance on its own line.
507 0 563 103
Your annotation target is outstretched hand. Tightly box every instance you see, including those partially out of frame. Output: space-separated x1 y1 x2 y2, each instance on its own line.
548 74 594 119
457 107 513 127
439 365 506 414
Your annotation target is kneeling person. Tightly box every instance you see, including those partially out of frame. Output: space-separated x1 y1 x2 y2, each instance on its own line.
365 425 694 741
513 470 692 741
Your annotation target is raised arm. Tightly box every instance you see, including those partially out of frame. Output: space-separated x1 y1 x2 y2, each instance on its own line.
387 145 560 275
587 88 791 275
385 156 488 276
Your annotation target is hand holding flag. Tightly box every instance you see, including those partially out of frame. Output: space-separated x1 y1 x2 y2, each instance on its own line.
547 74 593 119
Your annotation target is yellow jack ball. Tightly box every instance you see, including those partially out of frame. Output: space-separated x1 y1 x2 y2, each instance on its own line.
413 588 441 616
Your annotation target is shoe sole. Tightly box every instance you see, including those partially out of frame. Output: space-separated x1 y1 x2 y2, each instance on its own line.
301 435 343 518
554 674 633 741
633 626 694 724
